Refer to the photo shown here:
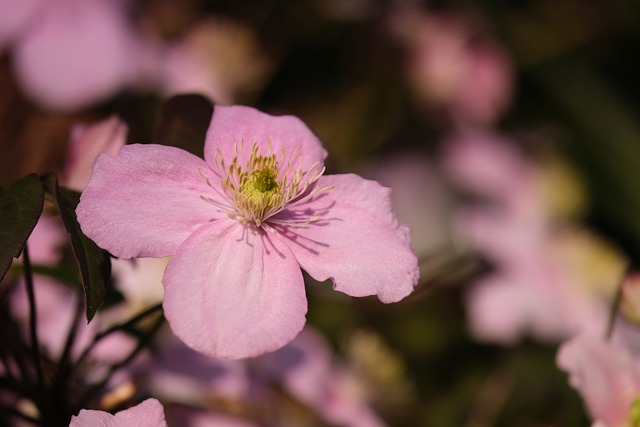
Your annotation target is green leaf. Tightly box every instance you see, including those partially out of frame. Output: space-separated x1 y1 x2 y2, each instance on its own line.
154 94 214 156
0 174 44 282
42 174 111 322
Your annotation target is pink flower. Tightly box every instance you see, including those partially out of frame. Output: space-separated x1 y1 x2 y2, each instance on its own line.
12 0 146 110
557 331 640 426
443 130 624 344
405 13 513 124
77 105 419 359
69 398 168 427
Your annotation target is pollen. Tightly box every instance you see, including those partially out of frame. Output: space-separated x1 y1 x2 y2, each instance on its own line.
236 164 283 225
244 167 279 194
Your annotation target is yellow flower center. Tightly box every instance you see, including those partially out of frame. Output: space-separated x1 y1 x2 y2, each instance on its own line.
201 141 332 229
245 167 279 193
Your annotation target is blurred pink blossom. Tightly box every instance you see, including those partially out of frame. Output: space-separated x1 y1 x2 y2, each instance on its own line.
69 398 167 427
259 328 387 427
64 115 127 191
405 13 513 124
146 328 256 408
10 0 149 110
557 330 640 427
443 129 623 344
77 105 419 359
159 19 273 105
0 0 43 50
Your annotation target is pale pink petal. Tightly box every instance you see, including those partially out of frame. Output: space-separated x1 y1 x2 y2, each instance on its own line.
70 398 167 427
557 333 640 426
162 219 307 359
465 274 569 345
204 105 327 172
77 144 219 259
13 0 142 110
64 116 127 191
278 174 419 303
441 129 531 205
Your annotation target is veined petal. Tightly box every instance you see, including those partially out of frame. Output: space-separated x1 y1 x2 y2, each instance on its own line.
77 144 219 259
278 174 419 303
163 219 307 359
204 105 327 172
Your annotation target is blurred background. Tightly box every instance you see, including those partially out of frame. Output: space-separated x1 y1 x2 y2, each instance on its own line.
3 0 640 425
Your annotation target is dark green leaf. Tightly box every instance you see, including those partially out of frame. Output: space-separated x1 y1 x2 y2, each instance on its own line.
0 174 44 282
42 174 111 322
154 94 214 157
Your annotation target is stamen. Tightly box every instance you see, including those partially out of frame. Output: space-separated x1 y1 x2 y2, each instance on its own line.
203 141 332 228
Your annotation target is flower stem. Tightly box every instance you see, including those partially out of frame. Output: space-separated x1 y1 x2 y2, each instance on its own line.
22 244 45 398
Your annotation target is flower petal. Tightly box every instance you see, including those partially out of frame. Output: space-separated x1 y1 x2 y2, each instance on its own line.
204 105 327 171
70 398 168 427
77 144 219 259
163 219 307 359
278 174 419 303
557 333 640 426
